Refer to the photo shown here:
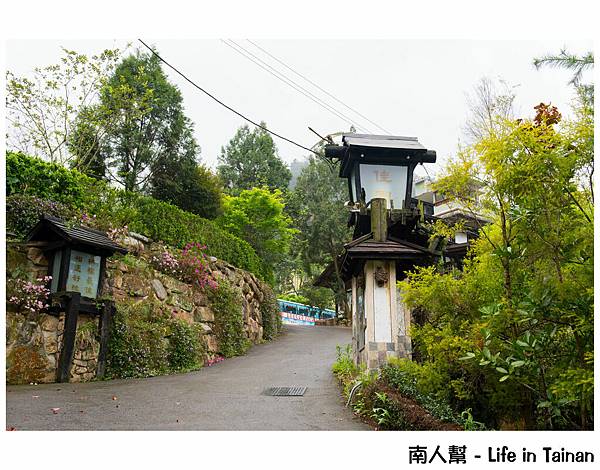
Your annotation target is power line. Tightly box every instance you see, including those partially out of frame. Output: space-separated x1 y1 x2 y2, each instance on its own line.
137 39 320 156
247 39 392 135
222 39 371 134
222 39 370 133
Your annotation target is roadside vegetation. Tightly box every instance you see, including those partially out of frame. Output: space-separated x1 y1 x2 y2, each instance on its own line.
333 50 594 431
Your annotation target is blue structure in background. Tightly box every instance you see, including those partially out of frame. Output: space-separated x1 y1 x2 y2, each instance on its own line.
277 299 336 326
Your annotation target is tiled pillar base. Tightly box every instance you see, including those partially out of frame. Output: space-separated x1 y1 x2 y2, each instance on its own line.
366 341 397 370
397 335 412 359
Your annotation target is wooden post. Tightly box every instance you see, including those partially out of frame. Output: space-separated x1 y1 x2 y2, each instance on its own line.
96 300 115 379
56 292 80 383
371 198 388 242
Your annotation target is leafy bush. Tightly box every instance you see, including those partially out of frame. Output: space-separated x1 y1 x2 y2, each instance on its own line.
129 195 269 281
207 279 250 358
6 151 97 208
331 344 360 387
260 286 282 340
278 293 310 305
167 320 204 372
6 194 74 238
381 359 466 426
106 300 204 379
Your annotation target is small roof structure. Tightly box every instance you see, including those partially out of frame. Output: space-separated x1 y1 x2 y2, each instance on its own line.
344 233 430 259
314 232 433 288
26 215 128 255
332 133 436 178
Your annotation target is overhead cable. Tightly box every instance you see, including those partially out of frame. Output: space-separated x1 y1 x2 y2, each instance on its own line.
222 39 371 134
137 38 320 156
247 39 392 135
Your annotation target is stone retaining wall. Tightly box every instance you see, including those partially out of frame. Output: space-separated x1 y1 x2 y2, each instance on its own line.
6 235 275 385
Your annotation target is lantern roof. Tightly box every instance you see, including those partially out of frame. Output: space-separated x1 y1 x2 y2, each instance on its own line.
342 133 427 151
326 133 436 178
26 215 128 255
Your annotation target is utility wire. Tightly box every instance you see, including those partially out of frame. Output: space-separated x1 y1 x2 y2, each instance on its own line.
247 39 392 135
137 38 320 156
222 39 371 134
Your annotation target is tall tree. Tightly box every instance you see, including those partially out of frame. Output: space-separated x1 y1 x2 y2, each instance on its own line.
151 161 224 219
289 157 352 316
6 47 122 164
217 187 296 272
217 123 292 194
98 50 200 193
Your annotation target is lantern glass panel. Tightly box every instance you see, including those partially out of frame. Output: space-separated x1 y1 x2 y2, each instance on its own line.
359 164 408 209
66 249 102 298
455 231 468 244
50 250 62 293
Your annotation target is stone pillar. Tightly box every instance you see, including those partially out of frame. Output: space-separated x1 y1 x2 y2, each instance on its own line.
350 197 413 370
363 260 399 370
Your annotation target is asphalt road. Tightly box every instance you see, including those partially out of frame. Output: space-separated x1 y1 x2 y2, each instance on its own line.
5 325 370 430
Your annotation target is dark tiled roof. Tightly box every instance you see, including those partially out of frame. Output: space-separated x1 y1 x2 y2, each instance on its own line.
27 215 128 254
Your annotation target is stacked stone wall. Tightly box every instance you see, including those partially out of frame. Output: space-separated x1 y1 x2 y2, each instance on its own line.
6 236 274 384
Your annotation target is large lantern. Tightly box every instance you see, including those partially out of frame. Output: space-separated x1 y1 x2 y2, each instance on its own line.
325 134 436 210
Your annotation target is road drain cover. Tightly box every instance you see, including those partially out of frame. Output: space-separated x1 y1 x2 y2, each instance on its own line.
264 386 307 396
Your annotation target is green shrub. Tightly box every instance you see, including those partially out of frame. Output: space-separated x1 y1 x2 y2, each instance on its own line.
106 300 204 379
167 320 204 371
332 344 360 387
260 286 282 340
127 195 269 281
6 151 96 208
278 293 310 305
381 359 469 427
106 302 170 378
6 194 74 238
207 279 250 358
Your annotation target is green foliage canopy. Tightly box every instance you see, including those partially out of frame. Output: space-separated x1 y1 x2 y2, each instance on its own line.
217 124 292 194
400 99 594 430
218 187 296 279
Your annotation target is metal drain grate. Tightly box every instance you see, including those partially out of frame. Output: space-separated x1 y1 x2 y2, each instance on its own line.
264 386 307 396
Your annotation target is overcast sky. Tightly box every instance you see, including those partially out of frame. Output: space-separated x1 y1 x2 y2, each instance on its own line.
6 39 593 178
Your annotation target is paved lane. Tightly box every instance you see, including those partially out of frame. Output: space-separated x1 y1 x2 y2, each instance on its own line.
6 325 369 430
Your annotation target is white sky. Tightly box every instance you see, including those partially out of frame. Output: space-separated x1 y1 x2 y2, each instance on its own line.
6 38 593 179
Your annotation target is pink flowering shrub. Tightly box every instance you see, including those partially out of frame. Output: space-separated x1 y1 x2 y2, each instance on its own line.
151 248 181 276
149 242 217 290
8 276 52 314
180 242 217 290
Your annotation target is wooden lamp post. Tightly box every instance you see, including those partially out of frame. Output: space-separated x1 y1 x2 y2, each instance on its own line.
26 216 127 382
322 134 437 370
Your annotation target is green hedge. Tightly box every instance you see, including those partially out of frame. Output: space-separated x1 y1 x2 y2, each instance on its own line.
6 194 74 239
6 151 97 208
261 286 283 340
6 152 269 280
128 196 271 281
